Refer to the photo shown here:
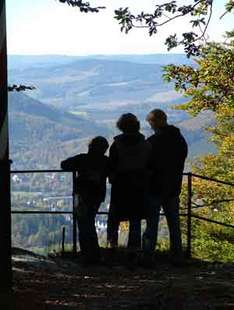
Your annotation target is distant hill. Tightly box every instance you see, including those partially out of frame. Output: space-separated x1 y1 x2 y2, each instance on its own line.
8 53 192 68
8 56 188 111
9 92 109 169
8 55 81 70
90 54 193 65
9 91 102 131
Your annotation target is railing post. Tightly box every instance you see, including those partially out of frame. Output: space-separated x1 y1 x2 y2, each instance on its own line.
72 171 78 255
186 172 192 259
62 226 65 256
0 0 12 294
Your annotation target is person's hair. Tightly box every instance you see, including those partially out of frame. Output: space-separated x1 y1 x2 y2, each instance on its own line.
116 113 140 133
88 136 109 153
146 109 167 126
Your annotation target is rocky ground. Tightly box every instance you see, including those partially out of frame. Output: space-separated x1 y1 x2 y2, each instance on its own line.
1 248 234 309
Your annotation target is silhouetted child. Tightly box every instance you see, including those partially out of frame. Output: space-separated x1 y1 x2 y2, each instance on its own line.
61 136 109 264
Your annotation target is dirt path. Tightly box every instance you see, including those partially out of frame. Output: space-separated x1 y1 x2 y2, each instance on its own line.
4 249 234 309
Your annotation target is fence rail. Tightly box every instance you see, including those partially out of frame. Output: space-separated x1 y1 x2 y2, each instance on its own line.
191 214 234 229
188 172 234 187
10 170 234 258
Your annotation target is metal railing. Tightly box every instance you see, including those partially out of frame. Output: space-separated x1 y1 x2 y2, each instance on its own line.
184 172 234 258
10 170 234 258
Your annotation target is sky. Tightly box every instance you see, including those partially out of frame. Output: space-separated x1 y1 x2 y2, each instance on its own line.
6 0 234 55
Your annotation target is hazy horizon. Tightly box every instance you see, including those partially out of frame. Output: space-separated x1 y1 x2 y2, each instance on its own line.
8 52 186 56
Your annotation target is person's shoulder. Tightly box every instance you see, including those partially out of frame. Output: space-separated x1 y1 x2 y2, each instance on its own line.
78 153 87 159
61 153 85 170
110 134 124 149
146 134 157 143
70 153 87 162
166 125 181 134
109 134 121 146
167 125 187 140
113 134 123 141
146 134 164 150
112 134 124 144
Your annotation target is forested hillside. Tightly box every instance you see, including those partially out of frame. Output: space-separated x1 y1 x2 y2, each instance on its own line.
9 92 110 169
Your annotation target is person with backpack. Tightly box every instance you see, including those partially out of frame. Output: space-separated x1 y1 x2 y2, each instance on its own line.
107 113 151 249
142 109 188 264
61 136 109 264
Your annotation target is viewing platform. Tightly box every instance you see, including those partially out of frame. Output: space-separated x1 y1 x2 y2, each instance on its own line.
2 247 234 309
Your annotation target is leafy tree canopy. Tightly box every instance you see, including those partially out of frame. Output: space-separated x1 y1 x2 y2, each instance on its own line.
166 31 234 261
59 0 234 56
163 31 234 114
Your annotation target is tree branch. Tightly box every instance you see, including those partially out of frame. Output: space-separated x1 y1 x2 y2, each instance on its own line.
114 1 216 56
58 0 105 13
194 1 213 42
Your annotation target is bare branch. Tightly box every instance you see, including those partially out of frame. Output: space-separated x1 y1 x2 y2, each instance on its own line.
194 1 213 42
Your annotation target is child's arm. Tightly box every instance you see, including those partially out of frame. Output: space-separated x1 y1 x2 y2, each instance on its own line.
61 155 80 171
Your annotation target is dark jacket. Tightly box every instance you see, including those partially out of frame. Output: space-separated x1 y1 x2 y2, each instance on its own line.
109 133 151 220
147 125 188 198
61 152 109 205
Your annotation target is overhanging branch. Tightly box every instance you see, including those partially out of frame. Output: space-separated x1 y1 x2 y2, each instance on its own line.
58 0 105 13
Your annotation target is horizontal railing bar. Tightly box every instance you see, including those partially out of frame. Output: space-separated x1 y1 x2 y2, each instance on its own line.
11 211 73 214
11 211 109 215
11 210 188 217
158 212 187 216
10 170 65 174
191 173 234 186
10 170 233 186
191 199 234 209
192 214 234 228
11 170 189 176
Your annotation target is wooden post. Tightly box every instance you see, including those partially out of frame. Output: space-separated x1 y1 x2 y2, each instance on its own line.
186 172 192 259
0 0 12 293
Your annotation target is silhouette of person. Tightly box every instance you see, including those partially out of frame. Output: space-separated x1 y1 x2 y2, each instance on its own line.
142 109 188 262
107 113 151 249
61 136 109 264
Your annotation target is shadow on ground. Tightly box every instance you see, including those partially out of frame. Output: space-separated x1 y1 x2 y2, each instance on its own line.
2 248 234 309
